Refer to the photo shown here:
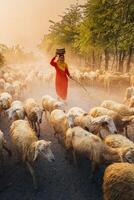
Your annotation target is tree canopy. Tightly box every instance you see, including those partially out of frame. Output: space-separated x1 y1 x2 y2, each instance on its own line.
39 0 134 72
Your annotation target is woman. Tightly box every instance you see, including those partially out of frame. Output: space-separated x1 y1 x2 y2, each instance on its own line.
50 54 72 101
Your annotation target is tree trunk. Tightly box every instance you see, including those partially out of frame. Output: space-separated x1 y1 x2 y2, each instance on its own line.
118 51 125 72
111 53 115 72
126 47 132 72
92 50 95 70
104 49 109 71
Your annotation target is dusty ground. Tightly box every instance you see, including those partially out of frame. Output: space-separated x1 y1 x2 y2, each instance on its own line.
0 60 127 200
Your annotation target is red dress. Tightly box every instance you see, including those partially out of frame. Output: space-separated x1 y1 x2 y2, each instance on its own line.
50 57 70 100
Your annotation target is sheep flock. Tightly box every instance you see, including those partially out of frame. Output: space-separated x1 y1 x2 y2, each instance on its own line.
0 64 134 200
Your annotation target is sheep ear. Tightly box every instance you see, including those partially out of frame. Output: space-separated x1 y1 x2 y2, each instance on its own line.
83 113 88 116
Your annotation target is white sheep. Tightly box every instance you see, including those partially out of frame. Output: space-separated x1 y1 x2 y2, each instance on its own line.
6 100 25 121
50 109 74 143
0 92 12 111
42 95 65 113
24 98 43 137
124 87 134 104
103 163 134 200
74 114 117 138
4 82 15 96
67 107 86 118
10 120 55 189
101 100 134 116
65 126 134 177
0 79 5 91
90 106 129 133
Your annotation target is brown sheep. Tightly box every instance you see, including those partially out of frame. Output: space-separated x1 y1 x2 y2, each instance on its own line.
24 98 43 137
89 106 129 133
104 134 134 149
103 163 134 200
65 127 134 177
0 130 11 166
101 100 134 116
10 120 55 189
74 114 117 138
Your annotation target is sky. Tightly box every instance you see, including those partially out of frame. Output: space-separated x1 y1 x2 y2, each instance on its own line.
0 0 85 50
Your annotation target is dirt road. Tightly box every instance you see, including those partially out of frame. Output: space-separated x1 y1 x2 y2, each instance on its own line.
0 61 127 200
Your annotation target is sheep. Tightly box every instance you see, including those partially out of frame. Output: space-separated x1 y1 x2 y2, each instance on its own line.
50 109 74 143
6 100 25 121
4 82 15 96
130 74 134 86
12 81 22 97
104 134 134 149
10 120 55 189
101 100 134 116
24 98 43 137
65 126 134 177
103 163 134 200
42 95 65 113
104 74 121 92
0 130 11 167
0 79 5 91
67 107 86 118
124 87 134 104
74 114 117 138
0 92 12 111
90 106 129 133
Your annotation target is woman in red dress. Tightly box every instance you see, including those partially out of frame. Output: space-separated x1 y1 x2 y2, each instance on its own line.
50 54 71 100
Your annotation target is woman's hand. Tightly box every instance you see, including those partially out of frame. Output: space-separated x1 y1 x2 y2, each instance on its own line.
69 75 73 80
55 52 58 58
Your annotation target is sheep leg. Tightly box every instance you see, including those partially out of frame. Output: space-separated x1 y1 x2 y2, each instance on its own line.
90 161 98 180
36 122 40 138
0 151 4 174
26 162 37 190
125 126 128 138
3 145 12 157
72 150 77 166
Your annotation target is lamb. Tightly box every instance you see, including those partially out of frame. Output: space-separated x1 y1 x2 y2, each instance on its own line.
104 134 134 149
103 163 134 200
10 120 55 189
67 107 86 118
101 100 134 116
65 127 134 176
90 106 129 133
42 95 65 113
24 98 43 137
6 100 25 121
50 109 74 143
0 92 12 111
74 114 117 138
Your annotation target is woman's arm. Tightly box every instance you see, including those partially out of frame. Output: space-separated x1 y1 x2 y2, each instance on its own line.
65 66 72 78
50 56 57 67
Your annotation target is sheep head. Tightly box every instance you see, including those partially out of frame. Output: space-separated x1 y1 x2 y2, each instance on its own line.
91 115 117 134
122 147 134 163
54 101 65 111
31 107 43 124
67 114 75 128
1 98 11 110
33 140 55 162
